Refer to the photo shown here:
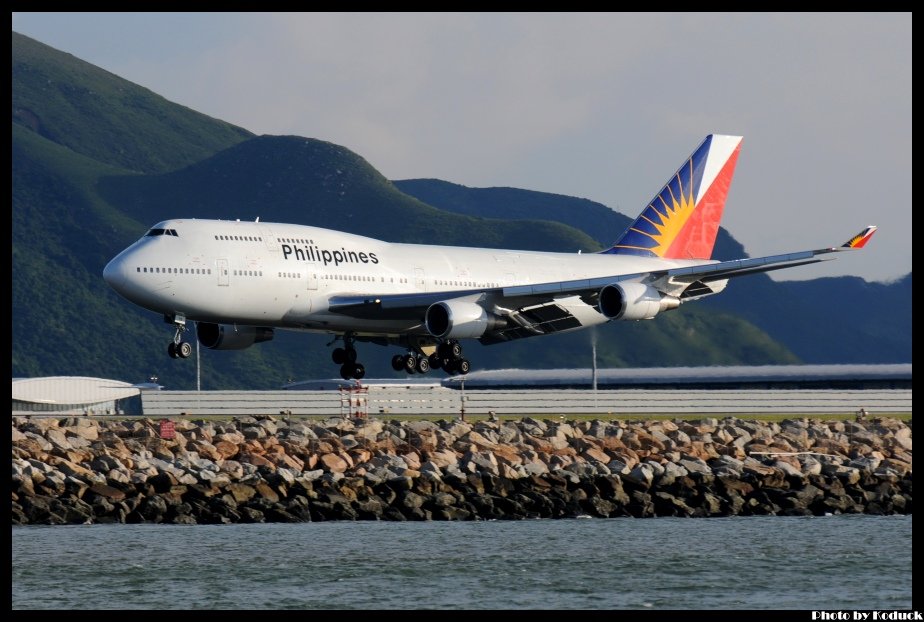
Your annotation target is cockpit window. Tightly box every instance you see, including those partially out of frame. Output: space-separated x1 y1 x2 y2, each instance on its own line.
145 228 179 237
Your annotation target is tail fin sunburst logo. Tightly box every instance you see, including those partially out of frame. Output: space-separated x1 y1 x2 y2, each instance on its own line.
606 134 743 260
842 226 878 249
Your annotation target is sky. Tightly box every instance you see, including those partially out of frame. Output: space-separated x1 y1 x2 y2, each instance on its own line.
12 12 911 282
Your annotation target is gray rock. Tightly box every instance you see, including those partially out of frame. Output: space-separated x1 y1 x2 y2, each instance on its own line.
564 462 599 478
276 467 297 485
496 424 522 444
606 459 630 475
285 423 319 440
300 469 325 482
774 461 804 479
45 429 74 451
658 461 688 486
521 417 548 432
522 461 549 476
405 420 438 434
822 464 862 485
66 435 92 449
420 461 443 478
711 455 744 477
242 426 266 440
799 456 823 476
624 463 654 489
679 457 712 476
848 456 881 472
23 432 53 452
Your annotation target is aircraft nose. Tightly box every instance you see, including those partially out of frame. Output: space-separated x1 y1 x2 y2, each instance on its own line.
103 256 126 290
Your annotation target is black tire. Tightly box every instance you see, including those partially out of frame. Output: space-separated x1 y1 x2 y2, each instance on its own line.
178 341 193 358
428 353 442 369
416 356 430 374
340 363 355 380
391 354 405 371
443 359 456 374
403 354 418 373
332 347 347 364
457 358 471 374
352 363 366 380
168 342 179 359
450 342 463 359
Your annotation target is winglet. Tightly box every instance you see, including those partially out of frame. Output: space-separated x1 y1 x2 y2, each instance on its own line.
841 226 877 249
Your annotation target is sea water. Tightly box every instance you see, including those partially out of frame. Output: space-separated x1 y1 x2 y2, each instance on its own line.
12 515 912 609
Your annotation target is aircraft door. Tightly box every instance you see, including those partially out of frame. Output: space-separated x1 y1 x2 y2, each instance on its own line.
306 264 318 290
259 226 279 252
217 259 229 286
415 267 427 292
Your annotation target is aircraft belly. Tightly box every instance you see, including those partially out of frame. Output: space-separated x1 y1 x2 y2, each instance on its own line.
298 312 422 334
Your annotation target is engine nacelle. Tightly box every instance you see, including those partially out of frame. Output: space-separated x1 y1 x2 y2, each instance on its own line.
197 322 274 350
425 300 503 339
598 283 680 321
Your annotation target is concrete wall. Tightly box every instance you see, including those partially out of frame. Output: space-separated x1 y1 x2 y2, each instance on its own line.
140 387 912 417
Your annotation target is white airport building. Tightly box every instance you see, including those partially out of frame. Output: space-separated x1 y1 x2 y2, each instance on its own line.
11 377 158 415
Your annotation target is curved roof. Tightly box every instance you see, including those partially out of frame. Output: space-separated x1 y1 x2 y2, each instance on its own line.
12 377 140 405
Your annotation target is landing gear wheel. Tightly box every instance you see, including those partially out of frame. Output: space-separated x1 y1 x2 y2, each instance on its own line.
428 353 442 370
168 342 179 359
403 354 418 374
332 348 347 364
450 342 463 359
416 356 431 374
352 363 366 380
340 363 356 380
178 341 193 358
456 359 471 375
443 359 456 374
391 354 405 371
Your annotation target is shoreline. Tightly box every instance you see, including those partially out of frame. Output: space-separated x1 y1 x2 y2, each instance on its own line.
12 415 912 524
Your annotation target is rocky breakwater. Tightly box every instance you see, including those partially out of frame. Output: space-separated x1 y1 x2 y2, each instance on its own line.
11 415 912 524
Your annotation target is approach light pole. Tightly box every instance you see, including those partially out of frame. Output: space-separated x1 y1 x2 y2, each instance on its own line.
592 330 598 410
196 328 201 392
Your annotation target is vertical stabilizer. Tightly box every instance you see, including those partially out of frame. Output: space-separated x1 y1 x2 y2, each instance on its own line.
605 134 742 260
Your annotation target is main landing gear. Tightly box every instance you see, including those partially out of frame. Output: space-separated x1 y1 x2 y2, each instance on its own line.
166 313 193 359
332 333 366 380
389 340 470 376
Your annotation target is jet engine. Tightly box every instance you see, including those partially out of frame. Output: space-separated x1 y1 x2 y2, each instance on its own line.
425 300 504 339
197 322 275 350
598 283 680 321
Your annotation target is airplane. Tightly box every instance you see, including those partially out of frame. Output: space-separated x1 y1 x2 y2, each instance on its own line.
102 134 877 380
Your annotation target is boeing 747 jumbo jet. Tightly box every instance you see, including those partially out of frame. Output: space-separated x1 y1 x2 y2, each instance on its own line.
103 135 876 380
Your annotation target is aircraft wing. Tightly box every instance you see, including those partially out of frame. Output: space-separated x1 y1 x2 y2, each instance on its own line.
328 227 876 341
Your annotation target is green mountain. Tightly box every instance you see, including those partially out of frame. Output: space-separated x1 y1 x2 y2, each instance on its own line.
395 179 911 363
96 136 601 252
12 32 803 390
12 31 252 173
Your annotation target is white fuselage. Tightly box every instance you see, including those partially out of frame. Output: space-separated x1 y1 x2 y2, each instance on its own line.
103 218 702 338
